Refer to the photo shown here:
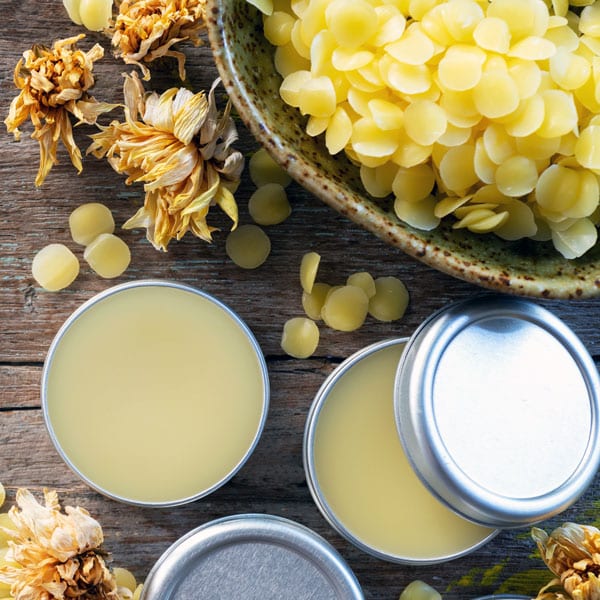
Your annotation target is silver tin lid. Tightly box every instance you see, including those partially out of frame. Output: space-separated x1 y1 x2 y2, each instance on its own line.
140 514 364 600
395 295 600 528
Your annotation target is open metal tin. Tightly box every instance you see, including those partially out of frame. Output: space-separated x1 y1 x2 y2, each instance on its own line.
42 280 269 507
140 514 364 599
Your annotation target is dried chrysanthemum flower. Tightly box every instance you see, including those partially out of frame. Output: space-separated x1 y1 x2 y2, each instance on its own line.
0 488 133 600
4 34 117 187
110 0 206 81
533 522 600 600
88 72 243 251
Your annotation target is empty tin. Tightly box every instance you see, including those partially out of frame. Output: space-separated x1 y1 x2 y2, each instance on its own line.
395 295 600 528
42 280 269 507
140 514 363 600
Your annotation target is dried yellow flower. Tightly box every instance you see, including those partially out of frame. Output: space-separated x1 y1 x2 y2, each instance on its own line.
4 34 117 187
0 488 133 600
533 523 600 600
110 0 206 80
88 72 243 251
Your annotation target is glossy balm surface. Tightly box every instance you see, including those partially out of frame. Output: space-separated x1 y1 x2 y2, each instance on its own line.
44 284 267 505
312 343 494 561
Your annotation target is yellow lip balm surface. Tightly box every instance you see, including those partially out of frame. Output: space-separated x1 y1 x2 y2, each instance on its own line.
45 284 266 504
313 343 494 560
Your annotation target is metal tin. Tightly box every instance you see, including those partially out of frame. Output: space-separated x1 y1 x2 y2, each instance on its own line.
304 338 498 565
395 295 600 528
42 280 269 507
473 596 531 599
140 514 363 600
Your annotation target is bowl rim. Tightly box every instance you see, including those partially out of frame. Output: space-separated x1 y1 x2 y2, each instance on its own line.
206 0 600 299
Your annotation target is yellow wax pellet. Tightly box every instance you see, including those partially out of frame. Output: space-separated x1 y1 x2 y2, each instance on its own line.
474 17 511 53
325 0 378 48
63 0 83 24
486 0 549 41
564 169 599 219
132 584 144 600
326 106 353 154
385 24 435 65
420 3 453 45
69 202 115 246
579 3 600 37
347 271 376 298
473 137 497 184
438 44 486 92
249 183 291 225
264 11 295 46
302 282 331 320
503 94 545 137
279 69 311 105
113 568 137 593
545 22 578 52
409 0 439 21
442 0 484 42
360 161 399 197
549 49 591 89
575 125 600 170
473 69 520 118
551 218 598 259
281 317 320 358
321 285 369 331
249 148 292 187
392 163 436 202
507 58 542 99
439 144 478 193
391 131 433 168
226 224 271 269
280 72 336 117
483 123 516 164
399 580 441 600
508 36 556 61
0 484 4 508
394 195 440 230
535 164 580 213
249 0 273 15
437 123 472 146
382 58 432 95
368 99 404 131
300 251 321 293
299 0 328 46
372 7 407 46
537 89 578 138
331 48 374 72
351 117 400 158
438 89 481 127
516 133 560 160
495 155 539 197
274 43 310 77
291 19 310 58
310 30 336 75
32 244 80 292
368 276 409 322
84 233 131 279
78 0 112 31
404 100 447 146
307 115 330 137
495 199 537 240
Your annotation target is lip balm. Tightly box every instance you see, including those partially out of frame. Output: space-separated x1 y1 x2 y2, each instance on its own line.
42 281 269 507
304 338 496 564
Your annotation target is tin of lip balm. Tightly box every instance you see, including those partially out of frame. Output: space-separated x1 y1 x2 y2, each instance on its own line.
42 280 269 507
140 514 364 600
395 294 600 528
304 338 498 565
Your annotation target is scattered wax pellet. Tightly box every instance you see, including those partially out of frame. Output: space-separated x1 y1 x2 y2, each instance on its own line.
535 164 579 213
248 183 292 225
347 271 376 298
84 233 131 279
32 244 80 292
368 276 409 322
399 580 441 600
63 0 83 24
302 282 331 320
281 317 320 358
226 224 271 269
321 285 369 332
248 152 291 188
0 484 4 508
113 568 137 592
438 144 478 193
392 163 435 203
132 584 144 600
494 155 538 197
264 11 296 46
78 0 113 31
69 202 115 246
394 195 440 230
300 251 321 293
552 218 598 259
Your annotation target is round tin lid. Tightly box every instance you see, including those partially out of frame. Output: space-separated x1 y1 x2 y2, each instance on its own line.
140 514 364 600
395 295 600 528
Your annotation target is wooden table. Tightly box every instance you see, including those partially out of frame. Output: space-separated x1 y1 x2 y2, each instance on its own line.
2 3 600 598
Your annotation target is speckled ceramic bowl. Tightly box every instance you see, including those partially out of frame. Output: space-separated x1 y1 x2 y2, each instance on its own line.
206 0 600 299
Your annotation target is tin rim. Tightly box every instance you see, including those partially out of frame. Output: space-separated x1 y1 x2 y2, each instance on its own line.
140 514 364 600
394 294 600 528
41 280 270 508
303 337 498 565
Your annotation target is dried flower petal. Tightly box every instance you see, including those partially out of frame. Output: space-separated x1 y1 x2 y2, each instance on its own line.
533 523 600 600
0 489 128 600
4 35 117 187
88 73 243 251
110 0 206 80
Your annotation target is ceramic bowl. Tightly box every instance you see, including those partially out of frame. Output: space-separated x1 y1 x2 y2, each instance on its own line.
206 0 600 299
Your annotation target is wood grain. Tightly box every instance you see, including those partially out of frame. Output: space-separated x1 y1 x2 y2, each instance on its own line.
2 2 600 599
